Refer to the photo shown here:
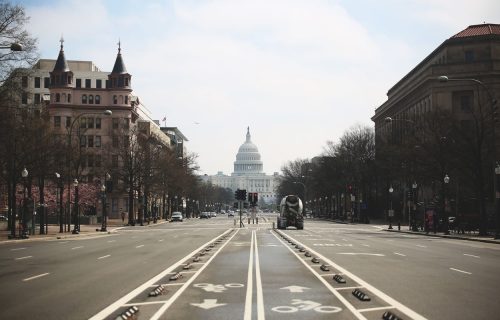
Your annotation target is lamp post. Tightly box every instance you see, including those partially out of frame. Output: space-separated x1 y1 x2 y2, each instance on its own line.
438 75 498 235
495 164 500 239
443 174 450 234
411 181 418 231
388 186 394 229
72 179 79 234
55 172 64 233
21 168 28 238
100 184 107 232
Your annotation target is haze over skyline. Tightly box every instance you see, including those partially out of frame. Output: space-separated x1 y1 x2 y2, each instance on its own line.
21 0 500 175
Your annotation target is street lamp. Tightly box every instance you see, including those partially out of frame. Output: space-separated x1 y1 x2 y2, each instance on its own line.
100 184 107 232
388 185 394 229
443 174 450 235
0 43 23 51
72 179 79 234
55 172 64 233
21 168 28 238
411 181 418 231
439 75 498 235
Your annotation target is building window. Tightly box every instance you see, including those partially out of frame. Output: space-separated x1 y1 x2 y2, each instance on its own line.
96 79 102 88
85 79 91 88
34 93 40 105
80 118 86 129
89 95 94 104
55 93 60 102
34 77 40 88
22 76 28 88
82 94 87 104
95 136 101 147
125 78 129 87
54 116 61 128
76 79 81 88
87 154 94 167
465 50 474 62
123 135 129 148
88 136 94 148
68 94 71 103
44 77 50 88
112 155 119 167
112 136 119 148
113 95 117 104
95 118 101 129
125 95 129 104
66 116 71 128
112 118 119 129
95 95 100 104
123 118 130 129
112 198 118 213
95 155 101 167
21 92 28 104
87 117 94 129
460 95 472 113
80 136 86 147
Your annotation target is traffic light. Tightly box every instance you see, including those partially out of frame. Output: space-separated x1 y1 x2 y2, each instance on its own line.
235 189 247 201
252 192 258 204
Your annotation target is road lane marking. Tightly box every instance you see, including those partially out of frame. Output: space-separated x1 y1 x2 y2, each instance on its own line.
15 256 32 260
358 306 395 313
416 245 427 248
450 268 472 275
72 246 83 250
11 247 27 251
336 286 363 291
277 232 428 320
244 231 255 320
23 273 49 282
394 252 406 257
158 239 164 242
136 245 144 248
337 253 385 256
98 255 111 260
254 230 265 320
107 240 116 243
463 254 480 258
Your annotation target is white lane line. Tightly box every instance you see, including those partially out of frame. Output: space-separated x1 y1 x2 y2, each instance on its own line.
279 232 428 320
23 273 50 282
358 306 395 313
158 239 164 242
336 286 363 291
244 230 255 320
337 253 385 256
361 244 370 247
394 252 406 257
136 245 144 248
450 268 472 275
416 245 427 248
58 241 68 244
107 240 116 243
463 254 480 258
72 246 84 250
98 255 111 260
15 256 33 260
254 230 265 320
11 247 27 251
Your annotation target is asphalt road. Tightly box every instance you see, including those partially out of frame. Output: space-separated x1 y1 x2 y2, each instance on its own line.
0 216 499 319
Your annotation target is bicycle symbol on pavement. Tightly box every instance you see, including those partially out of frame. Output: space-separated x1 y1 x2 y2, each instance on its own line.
194 283 244 293
272 299 342 314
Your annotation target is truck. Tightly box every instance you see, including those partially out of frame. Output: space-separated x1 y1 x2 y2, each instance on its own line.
277 195 304 230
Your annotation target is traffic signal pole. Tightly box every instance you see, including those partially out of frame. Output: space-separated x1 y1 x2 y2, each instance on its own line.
239 200 244 228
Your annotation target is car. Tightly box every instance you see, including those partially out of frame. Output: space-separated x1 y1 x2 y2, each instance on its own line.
228 212 234 217
200 212 210 219
171 212 183 222
0 214 7 221
210 212 217 217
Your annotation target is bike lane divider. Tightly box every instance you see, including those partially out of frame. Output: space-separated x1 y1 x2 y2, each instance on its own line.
275 230 428 320
257 229 353 320
158 229 255 320
89 228 236 320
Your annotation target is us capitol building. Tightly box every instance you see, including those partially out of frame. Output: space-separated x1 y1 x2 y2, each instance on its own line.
201 127 279 204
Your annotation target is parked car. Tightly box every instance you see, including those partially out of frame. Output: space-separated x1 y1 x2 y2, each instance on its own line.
0 214 7 221
200 212 210 219
228 211 234 217
171 211 183 222
210 212 217 217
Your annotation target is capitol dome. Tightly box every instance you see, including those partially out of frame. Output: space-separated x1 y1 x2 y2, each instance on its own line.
233 127 263 175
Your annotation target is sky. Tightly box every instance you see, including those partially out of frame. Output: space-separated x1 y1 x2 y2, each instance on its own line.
19 0 500 175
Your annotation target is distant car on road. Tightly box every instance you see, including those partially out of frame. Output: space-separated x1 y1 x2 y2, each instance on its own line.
210 212 217 218
200 212 210 219
171 212 183 222
228 211 234 217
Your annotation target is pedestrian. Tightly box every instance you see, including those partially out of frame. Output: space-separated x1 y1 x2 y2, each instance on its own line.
121 211 125 223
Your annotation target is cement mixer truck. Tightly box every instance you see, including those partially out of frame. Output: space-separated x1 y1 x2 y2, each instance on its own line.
277 195 304 230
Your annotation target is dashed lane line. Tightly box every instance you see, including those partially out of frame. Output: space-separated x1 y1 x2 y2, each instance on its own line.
23 273 49 282
394 252 406 257
463 253 480 258
98 255 111 260
71 246 84 250
450 268 472 275
136 245 144 248
15 256 32 260
10 247 27 251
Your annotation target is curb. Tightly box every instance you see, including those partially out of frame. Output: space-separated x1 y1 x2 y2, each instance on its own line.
384 228 500 244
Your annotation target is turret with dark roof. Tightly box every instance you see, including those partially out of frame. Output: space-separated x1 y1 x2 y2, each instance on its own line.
108 41 132 89
50 37 73 88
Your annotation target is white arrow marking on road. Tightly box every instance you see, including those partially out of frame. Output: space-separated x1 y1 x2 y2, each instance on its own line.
281 286 310 293
190 299 227 310
337 253 385 256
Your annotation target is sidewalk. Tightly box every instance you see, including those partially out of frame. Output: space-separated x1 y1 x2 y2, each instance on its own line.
384 226 500 244
0 219 169 244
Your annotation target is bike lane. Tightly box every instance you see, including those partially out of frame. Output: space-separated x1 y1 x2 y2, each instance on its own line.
257 229 363 320
158 228 254 319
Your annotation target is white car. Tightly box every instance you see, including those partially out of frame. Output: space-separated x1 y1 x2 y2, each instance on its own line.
171 212 183 222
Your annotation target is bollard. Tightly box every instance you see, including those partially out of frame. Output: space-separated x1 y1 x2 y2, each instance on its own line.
234 219 236 226
272 222 275 229
398 222 401 231
256 217 258 224
248 218 250 224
